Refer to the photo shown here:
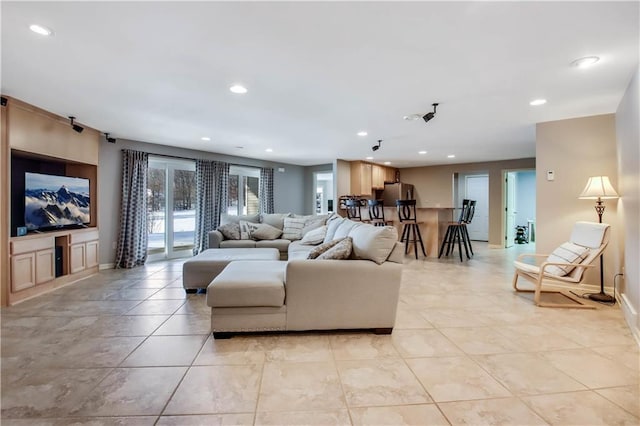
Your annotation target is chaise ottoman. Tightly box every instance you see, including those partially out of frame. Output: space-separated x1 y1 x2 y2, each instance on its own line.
182 248 280 292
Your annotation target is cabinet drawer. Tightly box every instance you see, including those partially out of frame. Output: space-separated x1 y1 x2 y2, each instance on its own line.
11 237 54 255
70 230 99 244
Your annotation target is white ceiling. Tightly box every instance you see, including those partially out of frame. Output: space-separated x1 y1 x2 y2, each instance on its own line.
2 2 638 167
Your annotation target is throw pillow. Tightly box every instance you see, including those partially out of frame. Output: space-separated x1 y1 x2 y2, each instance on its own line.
545 242 590 276
300 225 327 245
282 217 307 241
301 216 327 236
316 237 353 260
217 222 240 240
260 213 291 230
323 216 345 243
348 224 398 265
238 220 254 240
307 237 346 259
248 222 283 240
333 219 363 240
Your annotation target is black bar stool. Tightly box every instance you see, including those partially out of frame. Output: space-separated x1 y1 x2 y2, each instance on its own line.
438 199 474 261
345 199 367 222
396 199 426 259
367 199 393 227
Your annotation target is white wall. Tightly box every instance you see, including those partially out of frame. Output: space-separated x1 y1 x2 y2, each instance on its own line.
515 171 536 227
615 66 640 341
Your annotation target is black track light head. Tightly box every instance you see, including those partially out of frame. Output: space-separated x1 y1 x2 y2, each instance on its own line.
104 132 116 143
68 116 84 133
372 139 382 152
423 103 439 123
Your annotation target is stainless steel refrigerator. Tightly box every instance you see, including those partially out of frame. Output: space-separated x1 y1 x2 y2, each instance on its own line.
382 182 414 206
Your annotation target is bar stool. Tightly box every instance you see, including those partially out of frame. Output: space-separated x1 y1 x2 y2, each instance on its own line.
345 199 367 222
438 199 474 261
367 199 393 227
396 199 426 259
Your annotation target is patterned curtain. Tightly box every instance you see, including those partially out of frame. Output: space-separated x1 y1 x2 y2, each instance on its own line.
115 149 149 268
194 159 229 254
259 167 275 214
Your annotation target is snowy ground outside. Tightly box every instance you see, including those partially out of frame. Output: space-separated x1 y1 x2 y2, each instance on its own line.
148 209 195 249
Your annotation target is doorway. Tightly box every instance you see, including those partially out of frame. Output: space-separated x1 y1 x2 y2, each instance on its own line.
313 171 334 214
503 169 536 248
455 173 489 241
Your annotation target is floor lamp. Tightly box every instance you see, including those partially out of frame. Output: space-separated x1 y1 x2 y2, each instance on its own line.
579 176 619 303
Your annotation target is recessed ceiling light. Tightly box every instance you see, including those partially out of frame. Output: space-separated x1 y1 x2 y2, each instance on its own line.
29 24 53 36
235 146 244 149
384 161 391 165
229 84 248 94
201 136 211 141
447 154 456 158
366 156 373 160
418 151 427 155
571 56 600 69
357 131 368 137
265 148 273 153
529 99 547 106
403 114 421 121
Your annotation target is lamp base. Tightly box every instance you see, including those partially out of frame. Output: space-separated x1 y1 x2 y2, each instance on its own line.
588 292 616 303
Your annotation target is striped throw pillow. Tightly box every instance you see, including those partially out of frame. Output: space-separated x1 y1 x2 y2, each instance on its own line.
545 242 590 276
282 217 307 241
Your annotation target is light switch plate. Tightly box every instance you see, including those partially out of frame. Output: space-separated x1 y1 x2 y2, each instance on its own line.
546 170 555 181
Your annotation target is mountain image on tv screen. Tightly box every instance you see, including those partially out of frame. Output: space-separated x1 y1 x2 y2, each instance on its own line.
25 172 90 230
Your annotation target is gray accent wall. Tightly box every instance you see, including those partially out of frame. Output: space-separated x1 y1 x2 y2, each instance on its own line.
98 138 305 265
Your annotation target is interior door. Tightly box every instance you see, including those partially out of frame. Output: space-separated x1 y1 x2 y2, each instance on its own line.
505 172 517 248
464 175 489 241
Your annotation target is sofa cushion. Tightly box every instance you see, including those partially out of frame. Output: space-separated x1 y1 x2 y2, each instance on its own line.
207 261 286 308
300 225 327 245
545 242 590 276
261 213 291 230
333 219 363 240
217 222 241 240
220 239 257 249
324 216 345 243
349 224 398 265
282 217 307 241
316 237 353 260
288 240 315 260
301 216 327 236
220 213 261 226
256 239 290 252
245 222 283 240
307 237 346 259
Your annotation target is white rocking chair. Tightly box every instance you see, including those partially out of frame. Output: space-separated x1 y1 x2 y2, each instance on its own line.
512 221 610 308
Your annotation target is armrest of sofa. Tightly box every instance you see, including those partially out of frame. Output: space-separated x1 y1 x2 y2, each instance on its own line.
284 259 402 331
207 230 224 248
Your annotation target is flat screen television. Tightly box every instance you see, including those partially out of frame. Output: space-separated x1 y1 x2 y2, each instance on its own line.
24 172 90 231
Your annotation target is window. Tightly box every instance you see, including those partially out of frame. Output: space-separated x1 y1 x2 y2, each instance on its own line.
228 165 260 216
147 157 196 259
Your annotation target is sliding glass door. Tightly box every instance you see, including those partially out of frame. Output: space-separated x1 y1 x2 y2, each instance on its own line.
227 165 260 216
147 157 196 259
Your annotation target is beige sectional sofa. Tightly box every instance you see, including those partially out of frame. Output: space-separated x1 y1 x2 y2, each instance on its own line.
205 216 404 338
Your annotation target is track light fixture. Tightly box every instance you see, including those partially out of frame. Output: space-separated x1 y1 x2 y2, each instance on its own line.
68 116 84 133
372 139 382 152
422 103 439 123
104 132 116 143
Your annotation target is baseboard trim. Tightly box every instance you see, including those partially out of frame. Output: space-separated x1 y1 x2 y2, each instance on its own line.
99 263 115 270
620 292 640 346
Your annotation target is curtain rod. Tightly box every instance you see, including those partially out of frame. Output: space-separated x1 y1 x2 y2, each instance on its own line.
119 149 256 168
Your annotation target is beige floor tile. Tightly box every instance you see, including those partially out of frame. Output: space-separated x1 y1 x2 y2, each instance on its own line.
125 299 186 315
264 334 333 363
393 309 434 329
596 385 640 417
407 356 512 402
337 358 431 407
392 329 464 358
43 336 146 368
420 308 495 328
255 409 351 425
0 417 157 426
591 344 640 373
539 348 639 388
329 333 400 360
1 368 111 419
522 390 640 425
438 397 549 425
493 324 584 352
121 335 207 366
152 314 211 335
439 327 522 355
175 295 211 315
104 288 161 300
148 288 191 300
473 352 587 395
156 414 255 425
86 314 169 336
70 367 186 416
258 361 346 412
350 404 449 426
164 365 261 415
193 335 267 365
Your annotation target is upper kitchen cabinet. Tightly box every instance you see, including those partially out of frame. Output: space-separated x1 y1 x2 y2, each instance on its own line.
350 161 372 196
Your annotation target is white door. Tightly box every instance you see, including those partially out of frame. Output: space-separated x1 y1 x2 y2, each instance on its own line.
505 172 517 248
464 175 489 241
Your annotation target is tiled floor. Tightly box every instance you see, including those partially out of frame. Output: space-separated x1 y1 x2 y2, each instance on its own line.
1 243 638 425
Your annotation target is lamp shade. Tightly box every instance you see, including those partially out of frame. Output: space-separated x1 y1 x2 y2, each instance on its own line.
579 176 619 199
